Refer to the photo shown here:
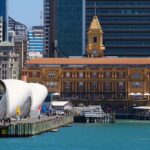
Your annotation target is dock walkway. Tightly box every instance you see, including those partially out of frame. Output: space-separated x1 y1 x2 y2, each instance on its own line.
0 115 73 137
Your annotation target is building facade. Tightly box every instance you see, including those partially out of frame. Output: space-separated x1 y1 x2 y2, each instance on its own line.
85 0 150 56
23 58 150 115
28 26 44 58
14 35 28 74
0 0 7 41
44 0 150 57
8 17 28 73
8 17 27 36
43 0 55 57
24 15 150 115
0 41 19 79
43 0 83 57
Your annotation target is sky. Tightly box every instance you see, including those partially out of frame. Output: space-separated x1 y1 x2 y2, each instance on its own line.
9 0 43 28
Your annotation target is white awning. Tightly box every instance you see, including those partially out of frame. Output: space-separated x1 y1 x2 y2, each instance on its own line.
52 92 60 96
129 92 136 95
129 92 143 96
144 93 150 96
51 101 69 107
134 106 150 110
135 92 142 96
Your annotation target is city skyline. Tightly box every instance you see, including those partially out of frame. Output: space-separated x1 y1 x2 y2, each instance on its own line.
9 0 43 28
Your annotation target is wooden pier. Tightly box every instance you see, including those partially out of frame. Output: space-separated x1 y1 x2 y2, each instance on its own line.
0 115 73 137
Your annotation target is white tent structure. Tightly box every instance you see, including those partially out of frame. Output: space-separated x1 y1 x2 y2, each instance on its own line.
0 79 48 120
135 92 142 96
129 92 136 96
134 106 150 110
144 93 150 96
28 83 48 110
129 92 143 96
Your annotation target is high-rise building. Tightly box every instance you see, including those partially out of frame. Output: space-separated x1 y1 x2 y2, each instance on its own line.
0 0 7 41
85 0 150 56
43 0 54 57
8 17 27 36
43 0 83 57
44 0 150 57
28 26 44 58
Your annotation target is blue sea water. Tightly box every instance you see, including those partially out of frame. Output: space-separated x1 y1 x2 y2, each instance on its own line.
1 120 150 150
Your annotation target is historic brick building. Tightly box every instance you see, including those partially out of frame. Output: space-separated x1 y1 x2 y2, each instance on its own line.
23 16 150 115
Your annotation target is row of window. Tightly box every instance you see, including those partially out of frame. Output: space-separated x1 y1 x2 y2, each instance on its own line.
64 72 126 78
87 9 150 14
26 71 146 79
64 82 125 90
86 16 150 23
64 72 144 79
62 93 126 99
86 1 150 6
63 82 143 90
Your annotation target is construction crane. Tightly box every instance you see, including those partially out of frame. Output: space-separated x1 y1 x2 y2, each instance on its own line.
40 11 43 26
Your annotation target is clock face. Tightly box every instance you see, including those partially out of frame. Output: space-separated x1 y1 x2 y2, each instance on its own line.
93 49 97 54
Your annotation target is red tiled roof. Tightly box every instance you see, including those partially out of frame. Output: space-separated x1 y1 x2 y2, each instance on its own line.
25 58 150 65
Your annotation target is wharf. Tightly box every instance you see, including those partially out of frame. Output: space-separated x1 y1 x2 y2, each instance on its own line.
74 114 115 123
0 115 73 137
74 106 115 123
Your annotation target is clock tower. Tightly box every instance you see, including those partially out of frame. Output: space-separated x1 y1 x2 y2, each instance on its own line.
86 16 105 57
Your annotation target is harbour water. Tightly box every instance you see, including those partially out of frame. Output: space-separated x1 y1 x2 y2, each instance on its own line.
1 120 150 150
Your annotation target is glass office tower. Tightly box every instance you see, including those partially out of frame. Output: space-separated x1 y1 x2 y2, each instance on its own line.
86 0 150 56
56 0 83 57
44 0 83 57
0 0 7 41
44 0 150 57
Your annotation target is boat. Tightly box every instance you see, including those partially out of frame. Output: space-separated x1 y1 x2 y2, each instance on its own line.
50 128 59 132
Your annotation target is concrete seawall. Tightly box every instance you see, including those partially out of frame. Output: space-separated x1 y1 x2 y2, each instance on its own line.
0 116 73 137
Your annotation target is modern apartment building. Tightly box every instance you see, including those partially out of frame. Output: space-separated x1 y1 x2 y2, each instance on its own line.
0 0 7 41
8 17 27 36
28 26 44 58
44 0 150 57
